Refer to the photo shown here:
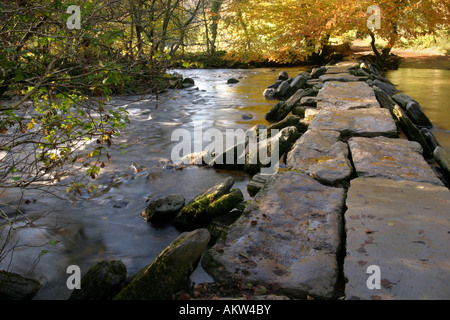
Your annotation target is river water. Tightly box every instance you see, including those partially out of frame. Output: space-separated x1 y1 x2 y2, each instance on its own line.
1 63 449 300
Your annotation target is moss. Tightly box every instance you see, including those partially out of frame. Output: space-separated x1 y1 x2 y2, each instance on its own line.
206 189 244 220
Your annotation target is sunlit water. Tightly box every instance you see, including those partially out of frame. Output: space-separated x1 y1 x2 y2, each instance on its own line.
1 65 449 300
386 67 450 153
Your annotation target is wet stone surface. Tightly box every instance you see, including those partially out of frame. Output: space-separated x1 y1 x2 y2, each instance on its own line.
202 171 346 299
345 177 450 300
286 129 353 185
348 136 444 186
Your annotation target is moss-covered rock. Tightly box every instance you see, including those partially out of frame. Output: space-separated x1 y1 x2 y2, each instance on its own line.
172 177 235 231
206 188 244 220
114 229 210 300
141 193 185 224
69 260 127 300
0 270 41 300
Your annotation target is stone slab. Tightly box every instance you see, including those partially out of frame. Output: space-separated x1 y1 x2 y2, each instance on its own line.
286 129 353 185
308 108 398 138
345 177 450 300
349 136 444 186
316 81 380 110
202 171 346 299
319 73 359 82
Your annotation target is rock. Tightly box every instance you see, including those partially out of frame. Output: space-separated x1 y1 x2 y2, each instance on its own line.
373 85 396 111
260 115 303 140
263 88 276 100
371 79 397 96
345 177 450 300
114 229 210 300
300 109 320 126
69 260 127 300
172 177 235 231
434 146 450 178
227 78 239 84
299 96 319 107
421 128 441 152
207 209 243 244
316 81 380 110
348 136 444 186
210 125 266 168
265 101 290 122
319 73 359 82
205 188 244 220
324 66 352 74
267 80 283 89
181 150 215 165
202 171 346 299
405 101 433 128
287 75 308 96
373 87 434 157
141 194 186 224
391 103 434 158
278 71 289 81
283 88 316 111
182 78 195 88
310 66 327 79
247 173 272 197
309 108 398 138
274 80 290 99
286 129 353 185
292 106 310 118
391 93 416 109
245 126 301 175
0 271 41 300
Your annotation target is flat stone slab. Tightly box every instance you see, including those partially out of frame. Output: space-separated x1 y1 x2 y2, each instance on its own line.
286 129 353 185
319 73 359 82
309 108 397 138
316 81 380 110
349 136 444 186
324 66 352 74
345 177 450 300
202 171 346 299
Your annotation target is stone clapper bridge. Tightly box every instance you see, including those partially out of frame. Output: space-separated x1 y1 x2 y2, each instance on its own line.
201 61 450 300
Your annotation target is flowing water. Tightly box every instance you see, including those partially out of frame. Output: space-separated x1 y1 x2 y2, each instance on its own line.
1 62 449 300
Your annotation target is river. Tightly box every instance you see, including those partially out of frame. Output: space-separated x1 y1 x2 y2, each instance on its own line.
0 62 449 300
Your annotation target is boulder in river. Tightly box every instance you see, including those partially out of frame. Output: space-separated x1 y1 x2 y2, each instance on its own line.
205 188 244 220
69 260 127 300
141 193 186 224
278 71 289 81
0 270 41 300
434 146 450 178
227 78 239 84
172 177 235 231
114 229 210 300
182 77 195 88
245 126 301 175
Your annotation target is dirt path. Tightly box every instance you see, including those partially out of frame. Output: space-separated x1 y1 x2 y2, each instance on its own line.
349 40 450 69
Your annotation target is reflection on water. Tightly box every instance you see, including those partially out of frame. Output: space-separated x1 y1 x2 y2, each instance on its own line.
387 68 450 153
0 67 308 299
